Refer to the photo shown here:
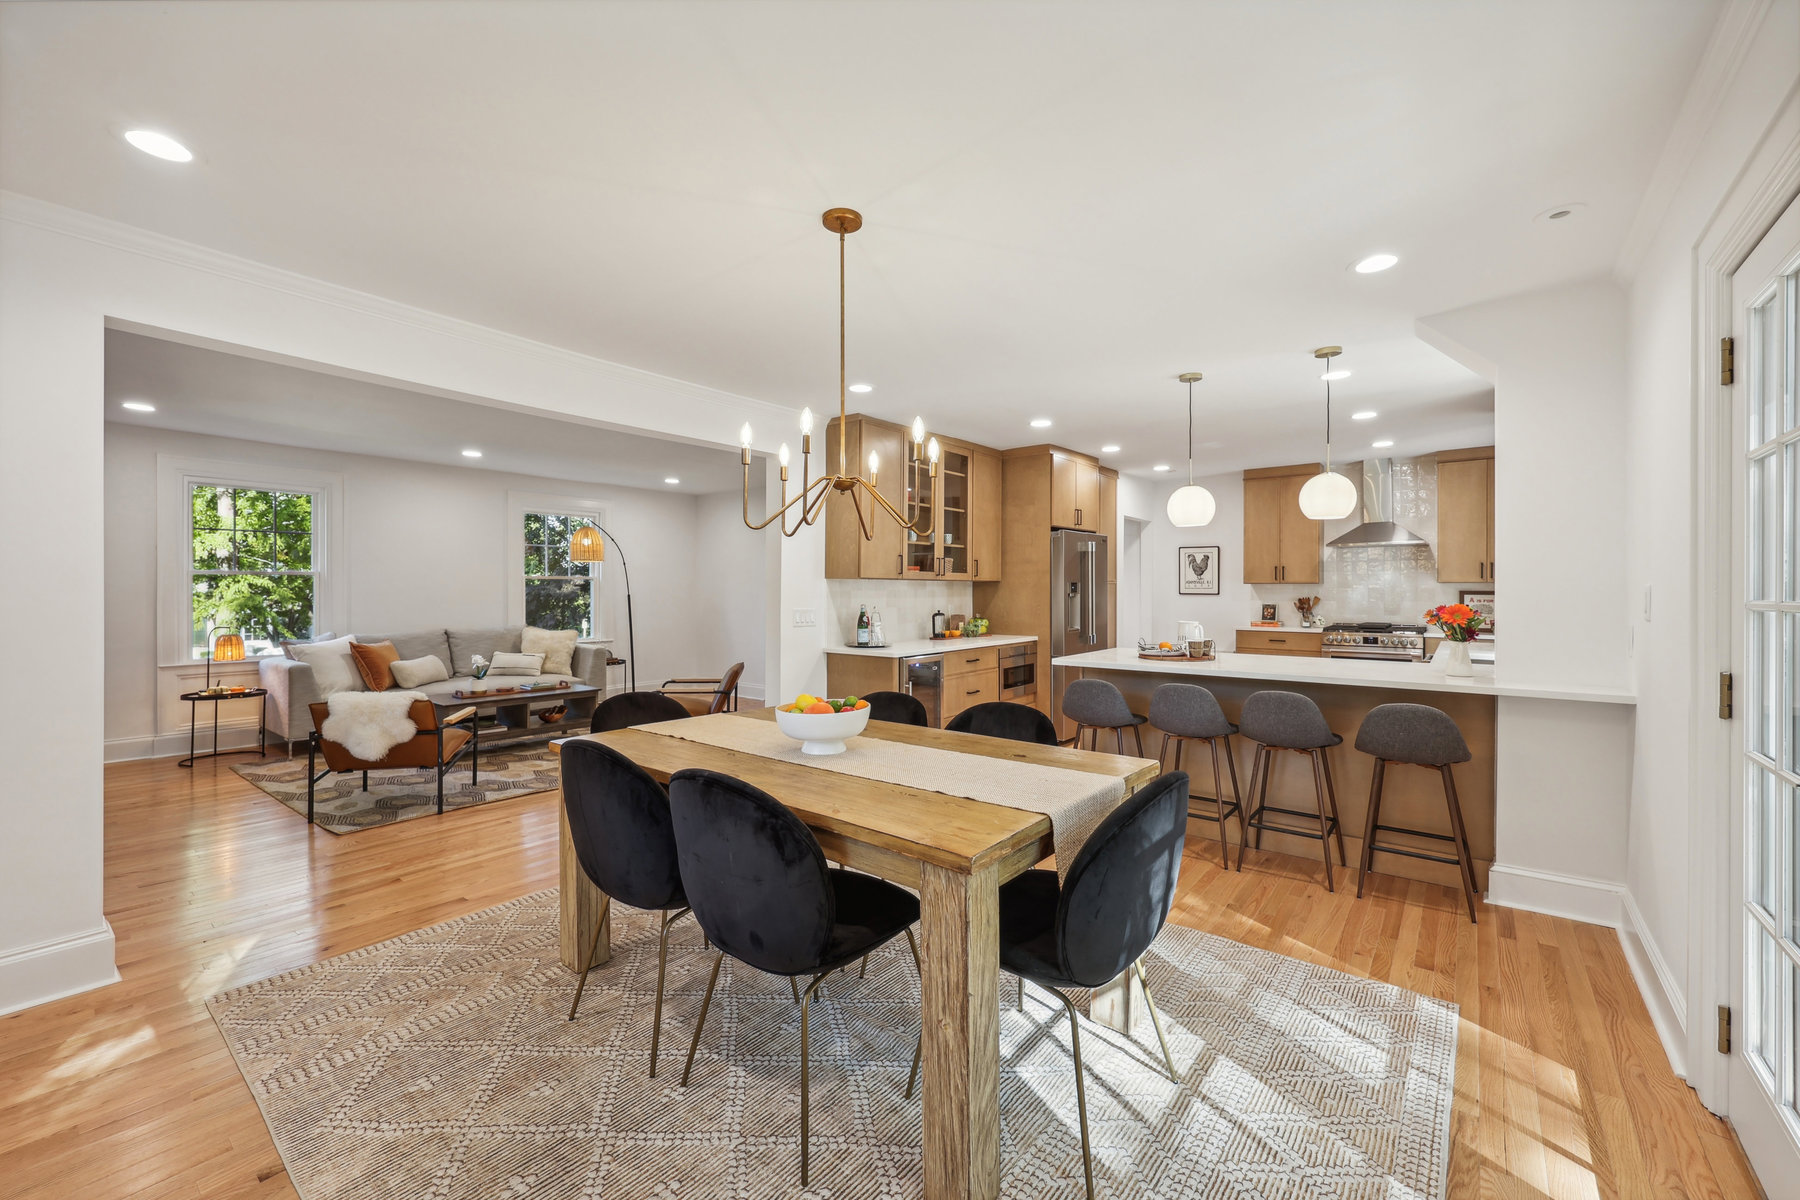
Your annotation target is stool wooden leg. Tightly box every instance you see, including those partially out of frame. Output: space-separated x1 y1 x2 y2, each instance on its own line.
1157 731 1170 771
1307 750 1336 892
1132 725 1144 756
1440 765 1480 923
1320 749 1348 866
1206 737 1231 870
1247 746 1270 850
1115 726 1126 754
1223 738 1247 866
1357 759 1386 898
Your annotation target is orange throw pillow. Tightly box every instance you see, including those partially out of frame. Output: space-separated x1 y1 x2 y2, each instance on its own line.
349 640 401 691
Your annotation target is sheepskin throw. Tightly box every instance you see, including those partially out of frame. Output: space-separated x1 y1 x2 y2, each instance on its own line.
321 691 428 761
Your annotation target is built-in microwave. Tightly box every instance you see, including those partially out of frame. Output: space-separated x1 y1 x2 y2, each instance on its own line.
999 642 1037 700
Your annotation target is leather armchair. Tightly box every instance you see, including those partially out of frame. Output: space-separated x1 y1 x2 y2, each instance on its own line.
303 700 479 824
659 661 745 717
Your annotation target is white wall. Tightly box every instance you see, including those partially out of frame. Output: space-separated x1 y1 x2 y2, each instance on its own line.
103 422 746 756
693 488 768 700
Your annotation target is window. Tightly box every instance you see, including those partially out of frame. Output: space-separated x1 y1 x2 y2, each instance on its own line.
523 511 599 637
189 483 319 657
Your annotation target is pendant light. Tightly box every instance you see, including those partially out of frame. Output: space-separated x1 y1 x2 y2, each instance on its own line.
1297 346 1358 520
1165 372 1215 527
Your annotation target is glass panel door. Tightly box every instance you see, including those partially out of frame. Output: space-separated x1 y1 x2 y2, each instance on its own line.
1731 190 1800 1182
905 448 936 575
939 445 970 577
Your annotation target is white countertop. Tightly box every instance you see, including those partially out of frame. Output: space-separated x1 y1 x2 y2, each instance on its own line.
1052 647 1633 704
828 633 1038 660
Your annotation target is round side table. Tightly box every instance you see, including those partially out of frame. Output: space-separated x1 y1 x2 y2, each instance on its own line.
178 688 269 768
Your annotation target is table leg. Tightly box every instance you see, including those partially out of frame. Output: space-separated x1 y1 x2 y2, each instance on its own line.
918 861 1000 1200
558 800 612 973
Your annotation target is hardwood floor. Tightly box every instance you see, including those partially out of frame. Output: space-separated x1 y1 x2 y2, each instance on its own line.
0 754 1763 1200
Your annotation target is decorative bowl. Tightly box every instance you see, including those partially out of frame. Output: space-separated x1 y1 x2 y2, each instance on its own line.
774 704 871 756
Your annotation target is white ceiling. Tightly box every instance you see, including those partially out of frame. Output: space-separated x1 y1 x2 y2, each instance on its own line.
103 329 746 492
6 1 1718 475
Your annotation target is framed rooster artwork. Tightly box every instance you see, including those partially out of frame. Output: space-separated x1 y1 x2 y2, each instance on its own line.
1177 545 1220 595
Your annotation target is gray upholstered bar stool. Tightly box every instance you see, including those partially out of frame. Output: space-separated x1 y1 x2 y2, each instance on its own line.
1239 690 1348 890
1148 683 1246 869
1062 678 1148 755
1354 703 1479 923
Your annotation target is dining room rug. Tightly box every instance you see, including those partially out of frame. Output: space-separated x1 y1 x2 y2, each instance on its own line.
208 891 1456 1199
230 745 560 833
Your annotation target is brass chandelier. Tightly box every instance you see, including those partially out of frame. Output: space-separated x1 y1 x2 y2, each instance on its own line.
740 208 938 538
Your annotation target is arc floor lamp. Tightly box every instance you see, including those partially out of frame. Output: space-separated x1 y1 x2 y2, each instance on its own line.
568 523 635 694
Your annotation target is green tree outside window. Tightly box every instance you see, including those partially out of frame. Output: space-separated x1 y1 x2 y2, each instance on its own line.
191 485 317 656
524 511 596 637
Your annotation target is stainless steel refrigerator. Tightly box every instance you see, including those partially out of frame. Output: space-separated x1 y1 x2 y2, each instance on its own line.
1049 529 1110 735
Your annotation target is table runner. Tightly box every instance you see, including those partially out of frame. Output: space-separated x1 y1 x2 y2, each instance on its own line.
642 713 1133 881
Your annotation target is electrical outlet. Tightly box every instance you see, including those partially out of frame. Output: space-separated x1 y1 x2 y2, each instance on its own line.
792 608 817 628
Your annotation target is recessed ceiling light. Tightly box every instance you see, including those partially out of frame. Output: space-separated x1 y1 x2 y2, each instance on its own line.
664 477 680 485
1372 439 1394 448
120 400 156 413
1030 418 1053 428
1352 253 1398 274
1351 410 1377 420
1320 369 1351 381
123 130 193 162
1535 202 1586 224
1152 464 1172 472
847 383 873 393
1100 444 1121 454
461 449 482 458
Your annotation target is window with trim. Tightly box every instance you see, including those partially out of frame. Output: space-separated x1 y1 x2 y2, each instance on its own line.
523 511 599 637
189 483 319 658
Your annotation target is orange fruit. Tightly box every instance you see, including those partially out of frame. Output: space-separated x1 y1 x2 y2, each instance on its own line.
804 701 834 715
1159 641 1173 650
854 699 870 710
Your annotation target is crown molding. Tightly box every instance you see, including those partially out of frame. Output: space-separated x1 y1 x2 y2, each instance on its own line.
0 190 797 427
1613 0 1774 281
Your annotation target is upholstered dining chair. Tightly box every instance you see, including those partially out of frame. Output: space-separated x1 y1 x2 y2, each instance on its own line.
862 689 928 726
659 662 745 716
561 739 694 1076
667 768 923 1188
945 700 1060 745
921 770 1188 1200
303 699 477 823
590 690 692 733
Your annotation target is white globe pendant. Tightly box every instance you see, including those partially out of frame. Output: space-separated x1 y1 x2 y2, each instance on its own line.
1166 483 1215 527
1298 470 1358 520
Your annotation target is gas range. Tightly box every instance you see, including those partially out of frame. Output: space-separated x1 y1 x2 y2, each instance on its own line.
1320 621 1428 662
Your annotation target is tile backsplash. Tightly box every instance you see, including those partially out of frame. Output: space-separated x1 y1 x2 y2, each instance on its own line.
826 579 976 644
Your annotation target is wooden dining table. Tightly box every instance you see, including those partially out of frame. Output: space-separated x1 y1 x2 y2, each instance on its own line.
555 708 1160 1200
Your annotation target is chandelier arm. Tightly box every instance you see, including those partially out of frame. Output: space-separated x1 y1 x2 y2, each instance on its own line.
801 478 835 528
848 484 874 542
742 468 824 532
863 478 933 537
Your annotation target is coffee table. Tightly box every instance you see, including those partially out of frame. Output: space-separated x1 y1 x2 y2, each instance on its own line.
433 682 603 750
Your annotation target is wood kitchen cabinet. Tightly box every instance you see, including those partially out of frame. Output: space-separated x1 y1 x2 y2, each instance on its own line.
824 415 906 579
1051 451 1101 531
970 449 1003 580
1436 447 1495 583
825 417 1003 581
1099 467 1118 580
1242 463 1321 584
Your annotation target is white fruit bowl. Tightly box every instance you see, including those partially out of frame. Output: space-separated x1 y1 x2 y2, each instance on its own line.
774 704 871 756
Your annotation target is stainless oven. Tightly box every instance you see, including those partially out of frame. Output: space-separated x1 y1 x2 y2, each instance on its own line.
999 642 1037 700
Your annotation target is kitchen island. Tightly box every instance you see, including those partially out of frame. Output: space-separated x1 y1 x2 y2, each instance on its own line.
1052 647 1634 897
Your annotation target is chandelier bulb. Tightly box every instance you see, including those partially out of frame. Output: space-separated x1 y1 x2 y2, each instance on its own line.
927 437 940 464
912 416 925 445
868 450 879 478
800 407 814 436
739 423 753 449
778 443 790 468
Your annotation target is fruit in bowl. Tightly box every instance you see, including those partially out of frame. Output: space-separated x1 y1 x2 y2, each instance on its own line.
774 694 872 756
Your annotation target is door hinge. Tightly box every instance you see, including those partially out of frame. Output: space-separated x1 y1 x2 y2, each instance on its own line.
1720 671 1734 720
1719 1004 1732 1054
1721 336 1735 386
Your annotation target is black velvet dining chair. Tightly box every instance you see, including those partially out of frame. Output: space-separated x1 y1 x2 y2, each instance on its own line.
922 770 1188 1200
560 739 694 1078
667 767 923 1188
862 689 928 726
944 700 1060 745
589 690 692 733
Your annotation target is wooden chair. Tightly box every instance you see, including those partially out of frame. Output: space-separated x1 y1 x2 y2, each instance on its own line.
659 662 745 716
303 699 478 824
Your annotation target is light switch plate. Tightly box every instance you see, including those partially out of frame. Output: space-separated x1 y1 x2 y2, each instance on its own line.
792 608 817 627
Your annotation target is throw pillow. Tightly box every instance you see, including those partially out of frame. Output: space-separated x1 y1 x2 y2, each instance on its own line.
287 635 365 697
522 626 579 676
390 655 451 688
487 651 545 676
349 640 401 690
281 632 337 660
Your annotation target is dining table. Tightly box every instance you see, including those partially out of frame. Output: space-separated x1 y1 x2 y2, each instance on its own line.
554 707 1160 1200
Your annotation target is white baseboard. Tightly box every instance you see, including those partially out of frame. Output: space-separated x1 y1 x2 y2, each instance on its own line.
105 722 268 763
1486 862 1626 926
0 922 119 1016
1620 890 1690 1080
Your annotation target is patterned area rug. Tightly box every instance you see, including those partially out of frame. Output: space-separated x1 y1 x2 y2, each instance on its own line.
231 745 560 833
208 892 1455 1199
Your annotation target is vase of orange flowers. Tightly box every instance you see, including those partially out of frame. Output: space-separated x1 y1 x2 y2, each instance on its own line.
1425 603 1486 678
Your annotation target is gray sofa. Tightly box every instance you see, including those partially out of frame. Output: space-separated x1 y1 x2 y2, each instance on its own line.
260 626 612 744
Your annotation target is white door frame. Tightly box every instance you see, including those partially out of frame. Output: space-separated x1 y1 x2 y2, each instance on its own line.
1690 95 1800 1116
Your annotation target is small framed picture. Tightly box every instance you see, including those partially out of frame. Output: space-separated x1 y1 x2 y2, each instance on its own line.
1260 603 1278 622
1177 546 1220 595
1459 589 1496 633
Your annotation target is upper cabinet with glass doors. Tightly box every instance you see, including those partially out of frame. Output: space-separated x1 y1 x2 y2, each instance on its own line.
825 416 1004 581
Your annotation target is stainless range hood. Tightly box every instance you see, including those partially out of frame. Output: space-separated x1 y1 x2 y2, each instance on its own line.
1327 459 1429 548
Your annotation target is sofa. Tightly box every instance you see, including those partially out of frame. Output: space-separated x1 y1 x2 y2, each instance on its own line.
260 626 611 745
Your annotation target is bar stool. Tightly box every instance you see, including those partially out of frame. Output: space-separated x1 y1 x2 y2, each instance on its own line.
1239 690 1347 890
1147 683 1245 870
1062 678 1148 755
1354 703 1479 923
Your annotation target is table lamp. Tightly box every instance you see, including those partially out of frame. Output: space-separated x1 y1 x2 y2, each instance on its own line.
208 628 245 689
